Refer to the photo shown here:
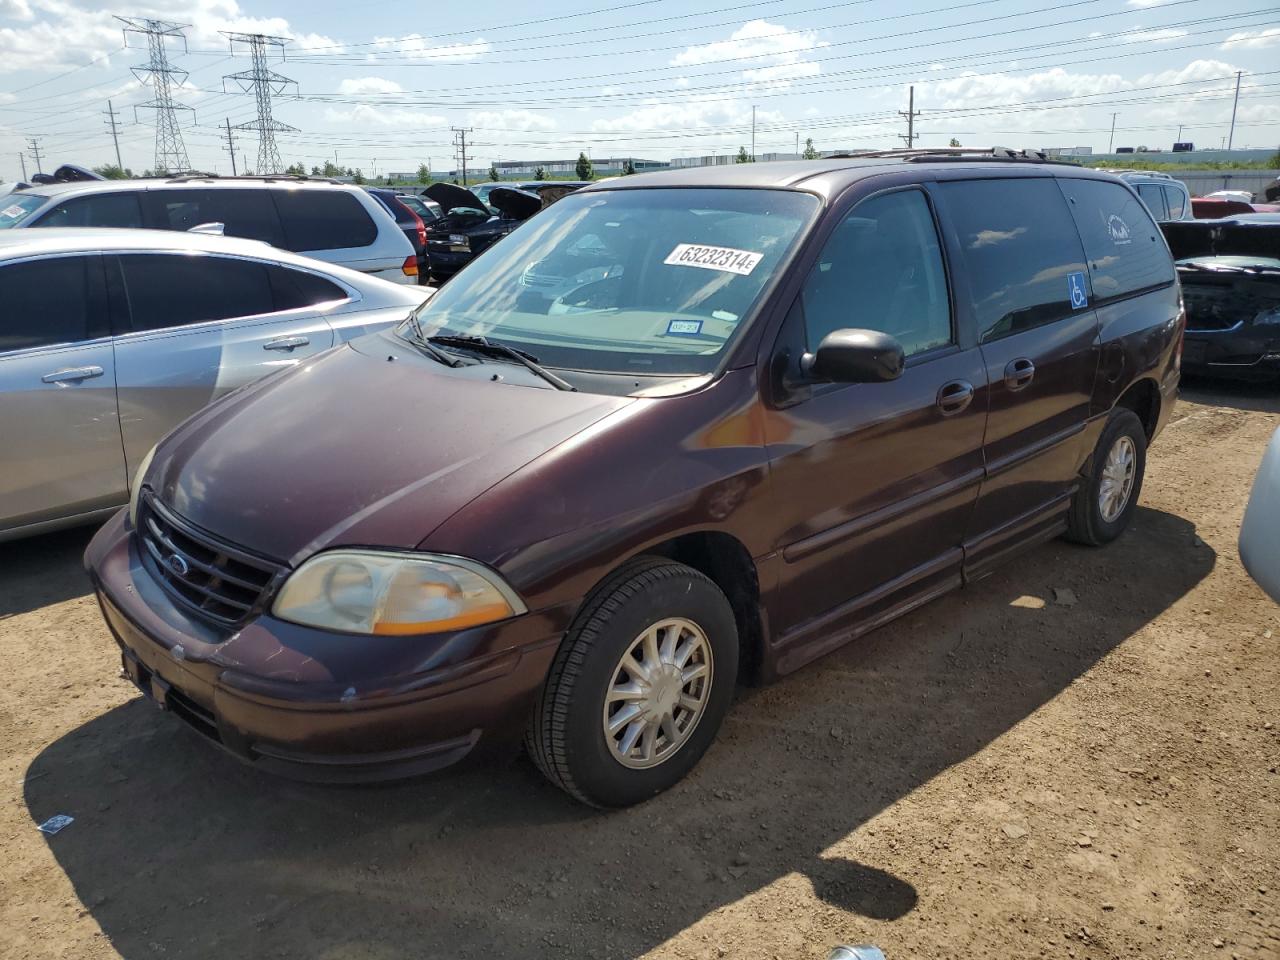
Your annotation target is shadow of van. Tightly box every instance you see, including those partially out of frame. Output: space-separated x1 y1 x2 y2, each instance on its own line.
23 507 1212 960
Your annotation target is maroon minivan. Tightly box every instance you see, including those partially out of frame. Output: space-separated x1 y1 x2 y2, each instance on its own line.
87 150 1184 807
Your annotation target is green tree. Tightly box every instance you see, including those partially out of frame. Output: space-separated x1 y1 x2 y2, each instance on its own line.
417 162 431 184
92 164 133 179
575 151 593 180
345 167 355 177
283 162 306 176
310 165 322 176
949 138 962 148
321 161 342 178
801 137 818 160
488 164 500 181
623 159 637 175
735 146 751 163
534 165 547 179
352 168 365 185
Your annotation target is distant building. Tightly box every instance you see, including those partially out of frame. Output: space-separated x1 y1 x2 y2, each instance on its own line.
489 158 666 178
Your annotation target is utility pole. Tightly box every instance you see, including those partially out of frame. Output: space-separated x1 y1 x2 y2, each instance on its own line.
795 131 799 157
223 117 238 175
117 17 192 175
223 32 298 176
1108 113 1118 154
1227 70 1242 151
898 86 921 149
751 105 756 161
25 137 43 174
103 100 123 169
1176 123 1184 142
18 153 27 180
452 127 472 185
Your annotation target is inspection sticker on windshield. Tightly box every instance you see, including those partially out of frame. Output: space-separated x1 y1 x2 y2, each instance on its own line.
666 319 704 337
664 243 764 276
2 204 25 219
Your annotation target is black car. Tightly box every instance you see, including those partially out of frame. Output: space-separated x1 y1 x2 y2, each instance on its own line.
366 187 429 285
1163 218 1280 380
422 183 541 283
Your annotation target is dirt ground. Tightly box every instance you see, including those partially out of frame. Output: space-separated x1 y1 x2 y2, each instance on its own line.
1 379 1277 960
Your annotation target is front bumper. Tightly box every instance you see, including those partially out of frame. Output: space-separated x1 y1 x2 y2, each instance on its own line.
1183 326 1280 380
86 509 565 783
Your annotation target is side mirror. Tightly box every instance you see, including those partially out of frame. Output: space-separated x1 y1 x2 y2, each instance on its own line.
801 328 905 384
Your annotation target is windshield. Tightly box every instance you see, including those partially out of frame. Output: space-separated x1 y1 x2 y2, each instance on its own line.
405 187 818 377
471 183 502 209
0 194 47 228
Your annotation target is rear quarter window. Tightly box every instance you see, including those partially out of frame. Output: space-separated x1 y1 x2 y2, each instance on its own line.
936 178 1088 342
272 190 378 252
266 265 349 310
140 189 284 245
1057 178 1174 300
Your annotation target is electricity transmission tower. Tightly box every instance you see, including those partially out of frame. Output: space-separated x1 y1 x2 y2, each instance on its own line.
116 17 192 175
223 33 298 175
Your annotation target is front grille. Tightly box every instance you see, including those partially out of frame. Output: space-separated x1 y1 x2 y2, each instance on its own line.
137 493 283 626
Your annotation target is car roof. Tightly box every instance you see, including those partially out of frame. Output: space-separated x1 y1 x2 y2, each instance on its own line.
12 177 365 200
578 153 1119 200
0 227 328 264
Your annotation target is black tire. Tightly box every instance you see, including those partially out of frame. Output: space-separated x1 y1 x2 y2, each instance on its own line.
1065 408 1147 546
526 556 739 808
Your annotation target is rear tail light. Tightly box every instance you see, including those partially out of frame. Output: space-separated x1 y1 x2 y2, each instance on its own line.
1175 299 1186 370
409 210 426 249
402 255 418 277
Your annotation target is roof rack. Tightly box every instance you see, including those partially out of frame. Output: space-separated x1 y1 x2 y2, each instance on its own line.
824 146 1082 166
163 173 344 185
1102 169 1176 180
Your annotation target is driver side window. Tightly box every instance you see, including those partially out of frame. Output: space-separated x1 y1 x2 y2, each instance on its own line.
801 189 952 358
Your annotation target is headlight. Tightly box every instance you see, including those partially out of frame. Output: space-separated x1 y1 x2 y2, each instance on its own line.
127 445 157 528
272 551 526 635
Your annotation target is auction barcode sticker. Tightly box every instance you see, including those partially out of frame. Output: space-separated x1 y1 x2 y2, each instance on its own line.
664 243 764 276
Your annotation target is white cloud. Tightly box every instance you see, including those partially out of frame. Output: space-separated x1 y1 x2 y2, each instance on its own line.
672 19 826 90
0 0 33 19
1115 27 1189 44
368 33 490 62
321 105 446 128
470 109 556 132
929 67 1126 107
591 97 782 134
336 76 403 96
1221 28 1280 50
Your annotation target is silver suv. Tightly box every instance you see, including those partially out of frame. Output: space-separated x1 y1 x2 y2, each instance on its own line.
0 228 428 541
1107 171 1193 222
0 176 418 284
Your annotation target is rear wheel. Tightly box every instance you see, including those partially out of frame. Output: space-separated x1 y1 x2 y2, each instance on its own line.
1066 408 1147 546
526 557 738 808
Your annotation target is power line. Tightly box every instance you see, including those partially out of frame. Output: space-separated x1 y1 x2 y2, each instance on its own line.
222 32 298 175
117 16 193 174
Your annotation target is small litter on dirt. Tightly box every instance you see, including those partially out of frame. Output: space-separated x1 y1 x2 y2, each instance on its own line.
1001 824 1028 839
1052 588 1078 606
1011 595 1046 610
36 815 74 835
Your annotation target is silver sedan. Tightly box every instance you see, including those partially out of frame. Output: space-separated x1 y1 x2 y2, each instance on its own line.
0 228 430 541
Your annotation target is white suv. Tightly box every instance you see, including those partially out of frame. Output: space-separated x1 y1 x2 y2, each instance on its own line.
1106 171 1193 223
0 176 419 284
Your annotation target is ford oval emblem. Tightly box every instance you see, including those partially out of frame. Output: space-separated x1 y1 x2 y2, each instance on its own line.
166 553 190 577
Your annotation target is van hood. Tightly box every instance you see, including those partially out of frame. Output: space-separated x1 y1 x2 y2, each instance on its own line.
149 336 631 565
424 182 490 215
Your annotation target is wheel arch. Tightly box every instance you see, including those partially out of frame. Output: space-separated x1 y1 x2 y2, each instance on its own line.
1113 376 1161 439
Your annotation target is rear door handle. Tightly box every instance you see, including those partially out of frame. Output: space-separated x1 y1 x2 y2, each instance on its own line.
937 379 975 416
41 365 104 384
264 336 310 352
1003 357 1036 392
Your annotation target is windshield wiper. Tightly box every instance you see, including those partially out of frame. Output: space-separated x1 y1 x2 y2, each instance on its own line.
428 334 576 391
402 312 463 367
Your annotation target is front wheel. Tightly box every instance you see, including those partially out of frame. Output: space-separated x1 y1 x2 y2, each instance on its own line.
526 557 739 808
1065 408 1147 546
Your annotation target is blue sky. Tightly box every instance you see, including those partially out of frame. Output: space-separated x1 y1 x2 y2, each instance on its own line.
1 0 1277 178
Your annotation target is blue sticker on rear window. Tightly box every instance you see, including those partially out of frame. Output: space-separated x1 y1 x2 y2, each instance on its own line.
1068 271 1088 310
666 319 704 336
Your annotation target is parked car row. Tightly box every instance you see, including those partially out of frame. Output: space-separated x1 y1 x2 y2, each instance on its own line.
76 150 1183 807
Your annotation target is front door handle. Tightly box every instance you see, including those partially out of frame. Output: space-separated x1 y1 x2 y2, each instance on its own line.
1003 357 1036 392
937 379 975 416
264 336 310 352
41 365 104 384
